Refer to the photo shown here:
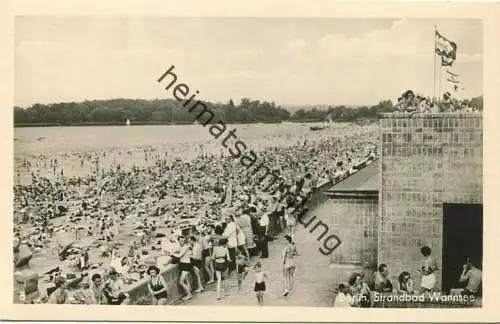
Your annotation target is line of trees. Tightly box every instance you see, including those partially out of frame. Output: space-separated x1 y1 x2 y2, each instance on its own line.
14 98 291 126
13 95 482 126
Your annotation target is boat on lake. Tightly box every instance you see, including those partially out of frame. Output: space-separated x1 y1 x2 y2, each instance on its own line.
310 125 327 131
309 115 333 131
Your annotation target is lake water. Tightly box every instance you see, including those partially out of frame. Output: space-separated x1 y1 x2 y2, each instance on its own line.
15 123 325 156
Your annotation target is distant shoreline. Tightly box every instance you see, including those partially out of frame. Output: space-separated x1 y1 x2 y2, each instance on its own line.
14 119 328 128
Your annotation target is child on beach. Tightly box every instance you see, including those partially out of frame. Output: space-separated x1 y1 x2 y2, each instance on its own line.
253 262 268 306
235 250 249 291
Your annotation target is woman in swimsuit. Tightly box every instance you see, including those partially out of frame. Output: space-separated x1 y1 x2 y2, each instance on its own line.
202 227 215 284
147 265 168 305
213 237 231 300
175 237 193 301
282 235 298 296
284 207 297 241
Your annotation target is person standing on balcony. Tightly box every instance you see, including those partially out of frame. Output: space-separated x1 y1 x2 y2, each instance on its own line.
439 92 454 112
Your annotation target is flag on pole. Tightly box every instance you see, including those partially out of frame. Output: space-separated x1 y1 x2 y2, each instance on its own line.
435 30 457 66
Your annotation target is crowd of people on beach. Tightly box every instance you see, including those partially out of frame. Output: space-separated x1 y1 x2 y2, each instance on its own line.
14 123 378 305
394 90 482 114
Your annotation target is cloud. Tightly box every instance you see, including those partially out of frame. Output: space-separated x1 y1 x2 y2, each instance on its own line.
318 20 424 61
318 19 482 62
285 38 307 54
232 48 264 57
458 53 482 63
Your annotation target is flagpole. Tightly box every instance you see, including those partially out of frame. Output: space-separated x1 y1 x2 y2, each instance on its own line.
438 63 442 100
433 25 437 101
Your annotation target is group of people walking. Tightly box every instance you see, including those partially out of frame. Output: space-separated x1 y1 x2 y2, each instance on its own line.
154 197 302 305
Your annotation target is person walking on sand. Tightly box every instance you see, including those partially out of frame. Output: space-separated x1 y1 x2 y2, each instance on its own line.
213 238 231 300
202 227 215 284
235 250 249 292
189 235 204 293
174 237 193 301
253 262 268 306
282 235 298 296
284 207 297 241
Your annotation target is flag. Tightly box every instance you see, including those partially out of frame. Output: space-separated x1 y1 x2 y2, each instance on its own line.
435 30 457 66
441 55 455 66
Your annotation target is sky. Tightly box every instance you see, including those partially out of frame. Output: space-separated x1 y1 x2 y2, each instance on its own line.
15 17 482 108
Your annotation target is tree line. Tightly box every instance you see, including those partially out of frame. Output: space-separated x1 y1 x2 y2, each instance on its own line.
13 95 483 126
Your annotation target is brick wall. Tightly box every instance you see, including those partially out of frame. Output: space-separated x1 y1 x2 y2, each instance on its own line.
318 197 378 265
378 113 483 288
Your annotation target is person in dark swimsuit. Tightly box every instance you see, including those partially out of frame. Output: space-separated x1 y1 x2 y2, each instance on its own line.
147 265 168 305
213 238 230 300
189 235 204 293
253 262 268 306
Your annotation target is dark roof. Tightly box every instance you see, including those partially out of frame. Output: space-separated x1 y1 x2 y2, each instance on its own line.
326 160 379 193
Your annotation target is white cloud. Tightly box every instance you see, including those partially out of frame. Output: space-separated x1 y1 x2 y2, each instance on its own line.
318 20 428 61
285 38 307 54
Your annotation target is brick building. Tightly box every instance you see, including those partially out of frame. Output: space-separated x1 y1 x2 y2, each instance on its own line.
379 112 483 292
322 113 482 293
323 160 379 266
